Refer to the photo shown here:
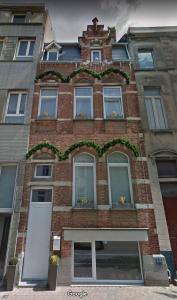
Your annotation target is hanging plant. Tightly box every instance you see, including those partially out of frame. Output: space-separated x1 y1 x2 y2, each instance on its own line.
26 138 139 160
35 67 130 84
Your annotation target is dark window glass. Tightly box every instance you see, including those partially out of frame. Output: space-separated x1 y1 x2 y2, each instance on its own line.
156 160 177 178
32 189 52 202
36 165 52 177
13 15 26 24
96 241 142 280
160 182 177 197
0 166 17 208
112 47 128 60
74 242 92 278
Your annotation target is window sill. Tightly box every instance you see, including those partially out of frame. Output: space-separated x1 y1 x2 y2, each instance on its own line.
74 118 93 121
72 207 97 211
36 117 57 121
104 117 125 121
150 129 173 134
110 207 136 211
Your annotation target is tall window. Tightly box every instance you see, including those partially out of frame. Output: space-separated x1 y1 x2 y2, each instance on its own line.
38 89 58 118
5 92 27 123
74 87 93 119
108 152 133 208
16 40 35 58
138 50 154 69
73 153 96 208
144 88 166 129
103 87 123 119
0 166 17 210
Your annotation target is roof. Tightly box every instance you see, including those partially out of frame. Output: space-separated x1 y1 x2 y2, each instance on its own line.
43 43 81 61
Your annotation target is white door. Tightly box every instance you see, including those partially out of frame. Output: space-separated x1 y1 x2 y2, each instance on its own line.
22 200 52 281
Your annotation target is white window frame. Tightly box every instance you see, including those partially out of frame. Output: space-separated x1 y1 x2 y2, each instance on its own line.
74 87 93 119
46 49 59 61
138 50 154 69
30 186 53 203
38 89 58 119
5 91 27 120
107 152 133 207
0 164 17 213
16 39 35 58
91 50 101 62
103 86 124 119
72 241 143 283
34 164 53 179
11 14 26 23
145 93 167 129
72 153 96 208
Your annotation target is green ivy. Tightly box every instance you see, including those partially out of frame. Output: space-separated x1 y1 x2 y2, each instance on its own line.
35 67 130 84
26 138 139 160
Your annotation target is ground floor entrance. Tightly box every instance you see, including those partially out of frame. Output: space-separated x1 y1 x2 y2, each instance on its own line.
0 214 11 281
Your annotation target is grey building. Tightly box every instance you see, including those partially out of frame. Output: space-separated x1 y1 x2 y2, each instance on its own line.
0 4 52 284
128 26 177 279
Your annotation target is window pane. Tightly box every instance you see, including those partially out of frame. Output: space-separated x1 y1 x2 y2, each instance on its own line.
48 51 58 61
28 41 35 56
112 47 128 60
92 51 101 61
74 242 92 278
5 116 24 124
41 89 58 97
109 166 131 207
40 98 56 117
160 182 177 197
18 41 28 56
156 160 177 178
75 154 94 163
75 88 91 97
144 88 160 97
32 189 52 202
7 94 18 114
13 15 26 23
19 94 27 114
96 241 142 280
108 152 128 163
138 51 154 69
36 165 52 177
76 97 91 118
155 98 166 129
105 98 123 118
104 87 121 97
145 98 156 129
0 166 16 208
75 166 94 208
0 41 3 55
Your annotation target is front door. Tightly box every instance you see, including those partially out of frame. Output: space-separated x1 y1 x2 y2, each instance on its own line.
22 189 52 281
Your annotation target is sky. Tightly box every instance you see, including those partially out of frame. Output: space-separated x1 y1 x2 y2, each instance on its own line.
1 0 177 41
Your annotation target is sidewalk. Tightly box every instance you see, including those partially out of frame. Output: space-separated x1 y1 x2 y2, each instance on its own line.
1 285 177 300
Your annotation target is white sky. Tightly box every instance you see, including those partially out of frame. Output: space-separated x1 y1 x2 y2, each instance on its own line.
1 0 177 41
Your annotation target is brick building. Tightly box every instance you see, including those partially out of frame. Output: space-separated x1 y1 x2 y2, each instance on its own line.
15 19 168 285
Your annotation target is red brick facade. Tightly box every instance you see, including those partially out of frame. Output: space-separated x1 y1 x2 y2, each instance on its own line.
16 21 160 280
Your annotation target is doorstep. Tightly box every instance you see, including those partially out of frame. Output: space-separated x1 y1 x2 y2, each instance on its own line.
19 280 47 287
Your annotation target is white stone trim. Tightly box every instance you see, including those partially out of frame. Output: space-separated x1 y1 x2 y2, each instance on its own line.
135 203 154 209
133 179 150 184
28 181 72 187
97 180 107 185
53 206 72 212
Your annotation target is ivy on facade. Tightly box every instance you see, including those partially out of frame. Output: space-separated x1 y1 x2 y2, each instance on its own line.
26 138 140 160
35 67 130 84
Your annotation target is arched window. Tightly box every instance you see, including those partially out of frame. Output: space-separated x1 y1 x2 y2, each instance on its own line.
108 152 133 208
73 153 96 208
